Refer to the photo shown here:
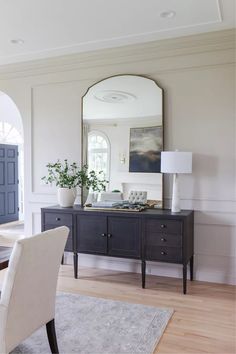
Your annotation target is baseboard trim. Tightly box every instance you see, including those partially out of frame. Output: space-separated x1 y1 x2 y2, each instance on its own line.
64 253 236 286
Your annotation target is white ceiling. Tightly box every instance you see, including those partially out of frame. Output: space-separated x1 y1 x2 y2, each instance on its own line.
0 0 235 66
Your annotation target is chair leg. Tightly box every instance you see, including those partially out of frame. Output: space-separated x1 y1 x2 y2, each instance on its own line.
46 319 59 354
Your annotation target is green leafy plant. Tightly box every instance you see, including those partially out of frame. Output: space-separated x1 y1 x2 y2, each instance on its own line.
42 160 108 192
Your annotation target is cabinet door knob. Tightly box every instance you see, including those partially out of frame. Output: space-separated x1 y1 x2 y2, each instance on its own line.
161 251 167 255
101 233 106 237
161 224 166 228
161 238 166 242
56 217 61 221
107 233 112 238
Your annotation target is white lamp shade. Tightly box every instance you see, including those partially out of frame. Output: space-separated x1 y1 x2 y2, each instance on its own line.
161 151 192 174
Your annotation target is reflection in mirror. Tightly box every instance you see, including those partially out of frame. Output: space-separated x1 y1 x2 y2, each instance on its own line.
82 75 163 208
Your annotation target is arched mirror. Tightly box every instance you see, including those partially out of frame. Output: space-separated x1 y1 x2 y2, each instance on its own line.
82 74 163 208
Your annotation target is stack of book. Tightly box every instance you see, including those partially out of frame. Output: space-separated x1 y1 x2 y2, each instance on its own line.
91 201 121 208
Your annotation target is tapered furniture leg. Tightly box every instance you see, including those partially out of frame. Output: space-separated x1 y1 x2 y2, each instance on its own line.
61 253 64 265
74 252 78 279
183 264 187 294
46 319 59 354
141 260 146 289
190 255 194 281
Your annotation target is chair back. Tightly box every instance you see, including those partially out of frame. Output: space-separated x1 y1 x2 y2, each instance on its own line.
0 226 69 353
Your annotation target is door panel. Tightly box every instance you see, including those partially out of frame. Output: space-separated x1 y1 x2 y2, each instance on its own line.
0 148 4 158
7 162 16 184
76 214 107 254
108 217 141 258
8 191 16 214
0 144 19 224
0 193 5 216
7 148 16 158
0 162 4 184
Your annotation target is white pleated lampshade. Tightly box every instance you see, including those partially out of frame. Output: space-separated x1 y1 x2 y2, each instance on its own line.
161 151 192 174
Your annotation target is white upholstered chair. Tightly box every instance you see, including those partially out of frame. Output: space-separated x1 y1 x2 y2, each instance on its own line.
0 226 69 354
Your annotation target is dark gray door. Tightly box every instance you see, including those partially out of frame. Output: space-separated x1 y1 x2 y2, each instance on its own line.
76 214 107 254
108 216 141 258
0 144 19 224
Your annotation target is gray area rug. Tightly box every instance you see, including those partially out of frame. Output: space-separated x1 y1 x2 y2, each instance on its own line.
12 293 173 354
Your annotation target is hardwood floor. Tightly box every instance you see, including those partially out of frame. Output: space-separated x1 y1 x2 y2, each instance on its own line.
57 265 236 354
0 221 24 247
0 264 235 353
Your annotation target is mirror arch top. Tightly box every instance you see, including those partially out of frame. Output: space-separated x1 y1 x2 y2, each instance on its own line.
83 75 163 123
82 74 164 208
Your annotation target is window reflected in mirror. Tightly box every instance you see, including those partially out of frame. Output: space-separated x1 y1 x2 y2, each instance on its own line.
88 131 110 181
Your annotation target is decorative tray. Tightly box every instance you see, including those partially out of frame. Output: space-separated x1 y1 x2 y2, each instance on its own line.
84 204 146 212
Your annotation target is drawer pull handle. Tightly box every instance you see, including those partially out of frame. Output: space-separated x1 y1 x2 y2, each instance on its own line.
56 217 61 221
107 233 112 238
161 224 166 229
101 233 106 237
161 238 166 242
161 251 167 255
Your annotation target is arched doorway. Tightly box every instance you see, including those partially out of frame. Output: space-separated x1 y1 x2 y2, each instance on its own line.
0 91 24 224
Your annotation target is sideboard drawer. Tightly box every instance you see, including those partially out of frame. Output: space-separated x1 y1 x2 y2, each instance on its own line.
44 212 73 226
146 219 182 235
147 233 182 247
146 246 182 263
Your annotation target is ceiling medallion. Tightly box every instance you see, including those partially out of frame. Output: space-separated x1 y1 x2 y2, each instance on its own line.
10 38 25 45
94 90 137 103
160 10 176 19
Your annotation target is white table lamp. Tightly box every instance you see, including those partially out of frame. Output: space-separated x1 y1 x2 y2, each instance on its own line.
161 151 192 213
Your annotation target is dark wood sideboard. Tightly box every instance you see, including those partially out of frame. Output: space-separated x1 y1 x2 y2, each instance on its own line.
41 206 194 294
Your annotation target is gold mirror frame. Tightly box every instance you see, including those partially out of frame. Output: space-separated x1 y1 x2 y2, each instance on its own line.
81 74 164 208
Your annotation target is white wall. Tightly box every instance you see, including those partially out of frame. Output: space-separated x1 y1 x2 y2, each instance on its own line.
0 29 235 285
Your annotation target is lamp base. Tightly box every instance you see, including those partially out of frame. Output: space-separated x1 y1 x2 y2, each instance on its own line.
171 173 181 213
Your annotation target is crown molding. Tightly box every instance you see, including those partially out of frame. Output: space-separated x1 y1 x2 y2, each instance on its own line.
0 29 235 80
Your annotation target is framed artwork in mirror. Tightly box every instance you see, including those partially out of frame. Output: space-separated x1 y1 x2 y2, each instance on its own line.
82 74 164 208
129 126 162 173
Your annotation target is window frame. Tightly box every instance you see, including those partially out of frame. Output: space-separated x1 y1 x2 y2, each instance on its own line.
88 130 111 183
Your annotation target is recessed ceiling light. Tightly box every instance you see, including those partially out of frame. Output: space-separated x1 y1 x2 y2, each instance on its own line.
160 11 176 19
10 38 24 45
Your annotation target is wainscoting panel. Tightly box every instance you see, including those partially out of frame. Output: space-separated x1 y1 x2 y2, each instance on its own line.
31 82 84 195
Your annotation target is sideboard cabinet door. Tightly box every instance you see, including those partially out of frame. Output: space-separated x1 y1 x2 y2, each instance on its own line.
107 216 141 258
76 214 107 254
